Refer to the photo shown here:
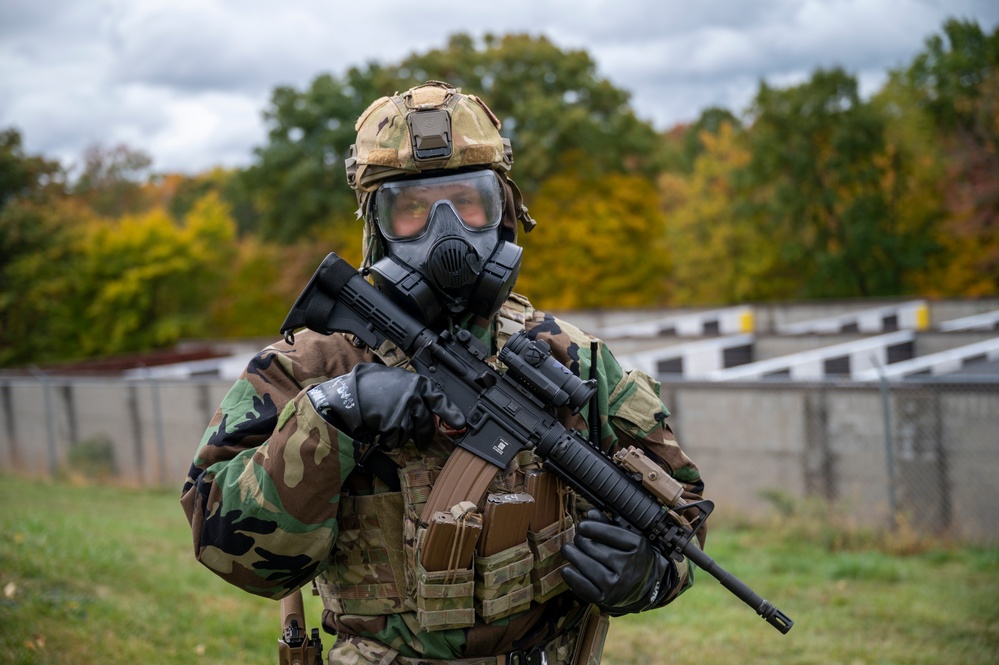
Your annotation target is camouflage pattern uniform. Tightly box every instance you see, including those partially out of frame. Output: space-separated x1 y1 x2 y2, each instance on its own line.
181 81 705 664
181 297 704 663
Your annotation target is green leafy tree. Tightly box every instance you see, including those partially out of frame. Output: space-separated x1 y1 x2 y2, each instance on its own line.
741 68 936 298
906 19 999 142
166 168 259 236
0 199 85 366
0 128 64 211
870 70 949 296
0 129 66 276
401 33 659 190
206 236 288 338
656 107 743 175
244 34 658 242
0 128 66 281
902 18 999 294
0 129 73 365
73 193 236 355
242 68 392 242
518 163 670 310
661 122 778 304
71 143 154 217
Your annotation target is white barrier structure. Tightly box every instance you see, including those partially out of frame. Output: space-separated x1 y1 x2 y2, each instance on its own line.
938 309 999 332
853 337 999 381
707 331 916 381
777 301 929 335
122 353 256 381
598 306 754 338
616 334 754 378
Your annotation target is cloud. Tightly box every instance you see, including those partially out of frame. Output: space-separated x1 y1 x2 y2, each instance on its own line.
107 1 330 94
593 0 995 125
144 91 264 171
1 0 998 173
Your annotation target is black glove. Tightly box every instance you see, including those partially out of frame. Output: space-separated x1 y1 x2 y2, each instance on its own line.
307 363 466 449
561 509 677 615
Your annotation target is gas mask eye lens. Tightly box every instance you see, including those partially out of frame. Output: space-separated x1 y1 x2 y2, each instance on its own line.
389 196 432 238
401 200 430 217
447 187 489 228
374 170 502 241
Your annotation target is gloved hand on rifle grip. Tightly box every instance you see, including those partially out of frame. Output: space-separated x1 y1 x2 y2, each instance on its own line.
307 363 466 450
561 509 677 615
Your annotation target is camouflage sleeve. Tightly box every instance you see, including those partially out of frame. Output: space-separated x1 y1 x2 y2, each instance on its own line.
602 355 706 607
179 331 374 599
527 312 705 607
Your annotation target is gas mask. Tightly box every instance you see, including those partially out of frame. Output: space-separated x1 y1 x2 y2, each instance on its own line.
368 170 522 327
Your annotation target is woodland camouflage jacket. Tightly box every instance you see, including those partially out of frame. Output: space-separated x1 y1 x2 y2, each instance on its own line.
180 293 705 661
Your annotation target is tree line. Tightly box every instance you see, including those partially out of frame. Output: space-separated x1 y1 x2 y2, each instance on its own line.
1 18 996 367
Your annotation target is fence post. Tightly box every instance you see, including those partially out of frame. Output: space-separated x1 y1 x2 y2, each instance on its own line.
145 368 169 488
875 363 899 529
29 366 58 478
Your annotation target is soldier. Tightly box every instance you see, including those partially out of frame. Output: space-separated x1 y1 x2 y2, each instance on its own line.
181 81 705 665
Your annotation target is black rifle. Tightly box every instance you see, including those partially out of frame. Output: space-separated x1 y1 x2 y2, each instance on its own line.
281 253 793 634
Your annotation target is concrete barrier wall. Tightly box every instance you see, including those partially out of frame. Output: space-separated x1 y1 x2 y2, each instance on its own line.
2 376 997 542
943 390 999 540
664 385 809 514
0 378 232 489
660 381 999 541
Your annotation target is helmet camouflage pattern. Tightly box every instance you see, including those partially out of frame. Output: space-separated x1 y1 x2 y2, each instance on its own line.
346 81 534 267
347 80 512 193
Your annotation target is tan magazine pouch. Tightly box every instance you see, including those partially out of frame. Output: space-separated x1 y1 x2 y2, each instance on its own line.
414 503 482 631
474 540 534 623
528 517 576 604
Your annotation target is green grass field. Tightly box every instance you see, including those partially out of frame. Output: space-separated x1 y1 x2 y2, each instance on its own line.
1 476 997 664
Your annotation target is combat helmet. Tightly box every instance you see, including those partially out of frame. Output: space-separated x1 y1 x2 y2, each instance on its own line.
346 80 535 269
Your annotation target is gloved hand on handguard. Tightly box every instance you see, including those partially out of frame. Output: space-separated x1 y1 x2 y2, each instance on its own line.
561 509 678 615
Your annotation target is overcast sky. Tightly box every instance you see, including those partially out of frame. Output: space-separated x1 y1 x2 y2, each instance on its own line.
2 0 998 175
